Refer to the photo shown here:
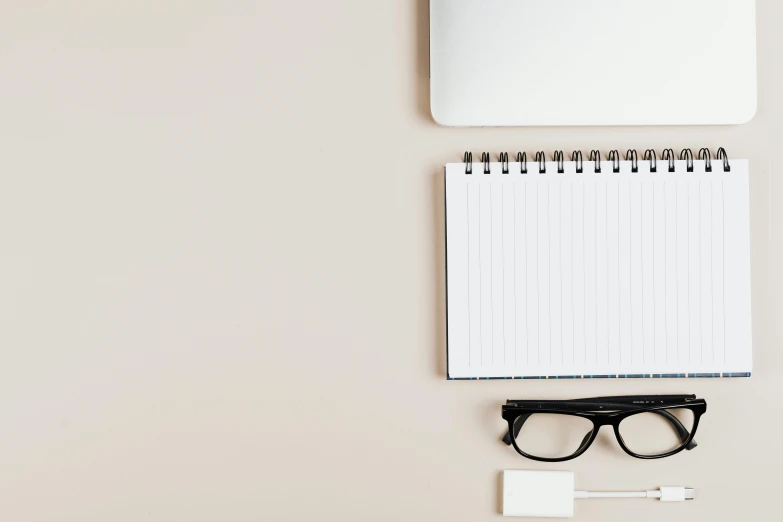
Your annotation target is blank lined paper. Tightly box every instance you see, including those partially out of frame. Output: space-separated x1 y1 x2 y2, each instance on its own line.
445 159 752 379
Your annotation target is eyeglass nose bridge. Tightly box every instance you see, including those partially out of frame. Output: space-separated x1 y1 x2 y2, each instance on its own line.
576 419 610 451
574 417 622 454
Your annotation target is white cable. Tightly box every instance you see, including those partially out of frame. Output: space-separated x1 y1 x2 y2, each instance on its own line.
574 491 646 499
574 487 694 502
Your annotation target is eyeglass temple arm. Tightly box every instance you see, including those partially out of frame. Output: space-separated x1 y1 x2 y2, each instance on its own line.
589 394 696 405
655 409 698 449
507 395 696 407
501 413 531 445
501 409 697 450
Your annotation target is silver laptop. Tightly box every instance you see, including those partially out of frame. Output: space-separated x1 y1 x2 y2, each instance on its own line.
430 0 757 126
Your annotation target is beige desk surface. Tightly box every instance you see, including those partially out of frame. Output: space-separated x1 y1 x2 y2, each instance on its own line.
1 1 781 521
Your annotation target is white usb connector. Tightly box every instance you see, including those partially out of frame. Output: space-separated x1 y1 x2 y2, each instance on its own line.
503 471 695 518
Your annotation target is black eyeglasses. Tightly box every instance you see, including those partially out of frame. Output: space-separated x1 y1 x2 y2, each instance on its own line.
501 395 706 462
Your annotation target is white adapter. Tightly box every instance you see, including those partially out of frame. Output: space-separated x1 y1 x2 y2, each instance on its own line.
502 470 694 518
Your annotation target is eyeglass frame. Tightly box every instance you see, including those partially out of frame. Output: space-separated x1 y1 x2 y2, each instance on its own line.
501 394 707 462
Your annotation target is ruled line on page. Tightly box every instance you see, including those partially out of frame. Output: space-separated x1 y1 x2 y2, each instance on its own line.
466 184 471 366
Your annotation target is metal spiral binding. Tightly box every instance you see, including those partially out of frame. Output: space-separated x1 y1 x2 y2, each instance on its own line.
698 148 712 172
589 150 601 173
461 148 730 175
717 147 731 172
464 152 472 174
625 149 638 172
500 152 509 174
644 149 657 172
517 152 527 174
571 150 583 173
680 148 694 172
608 150 620 173
481 152 490 174
662 148 676 172
535 151 546 174
554 151 564 173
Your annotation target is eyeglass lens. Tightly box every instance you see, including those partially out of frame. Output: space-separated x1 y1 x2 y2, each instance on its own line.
618 407 694 456
511 414 593 459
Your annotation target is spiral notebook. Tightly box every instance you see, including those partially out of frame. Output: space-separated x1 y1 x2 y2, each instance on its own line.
445 149 752 380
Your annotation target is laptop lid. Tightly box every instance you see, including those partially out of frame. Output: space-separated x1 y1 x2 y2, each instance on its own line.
429 0 757 126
